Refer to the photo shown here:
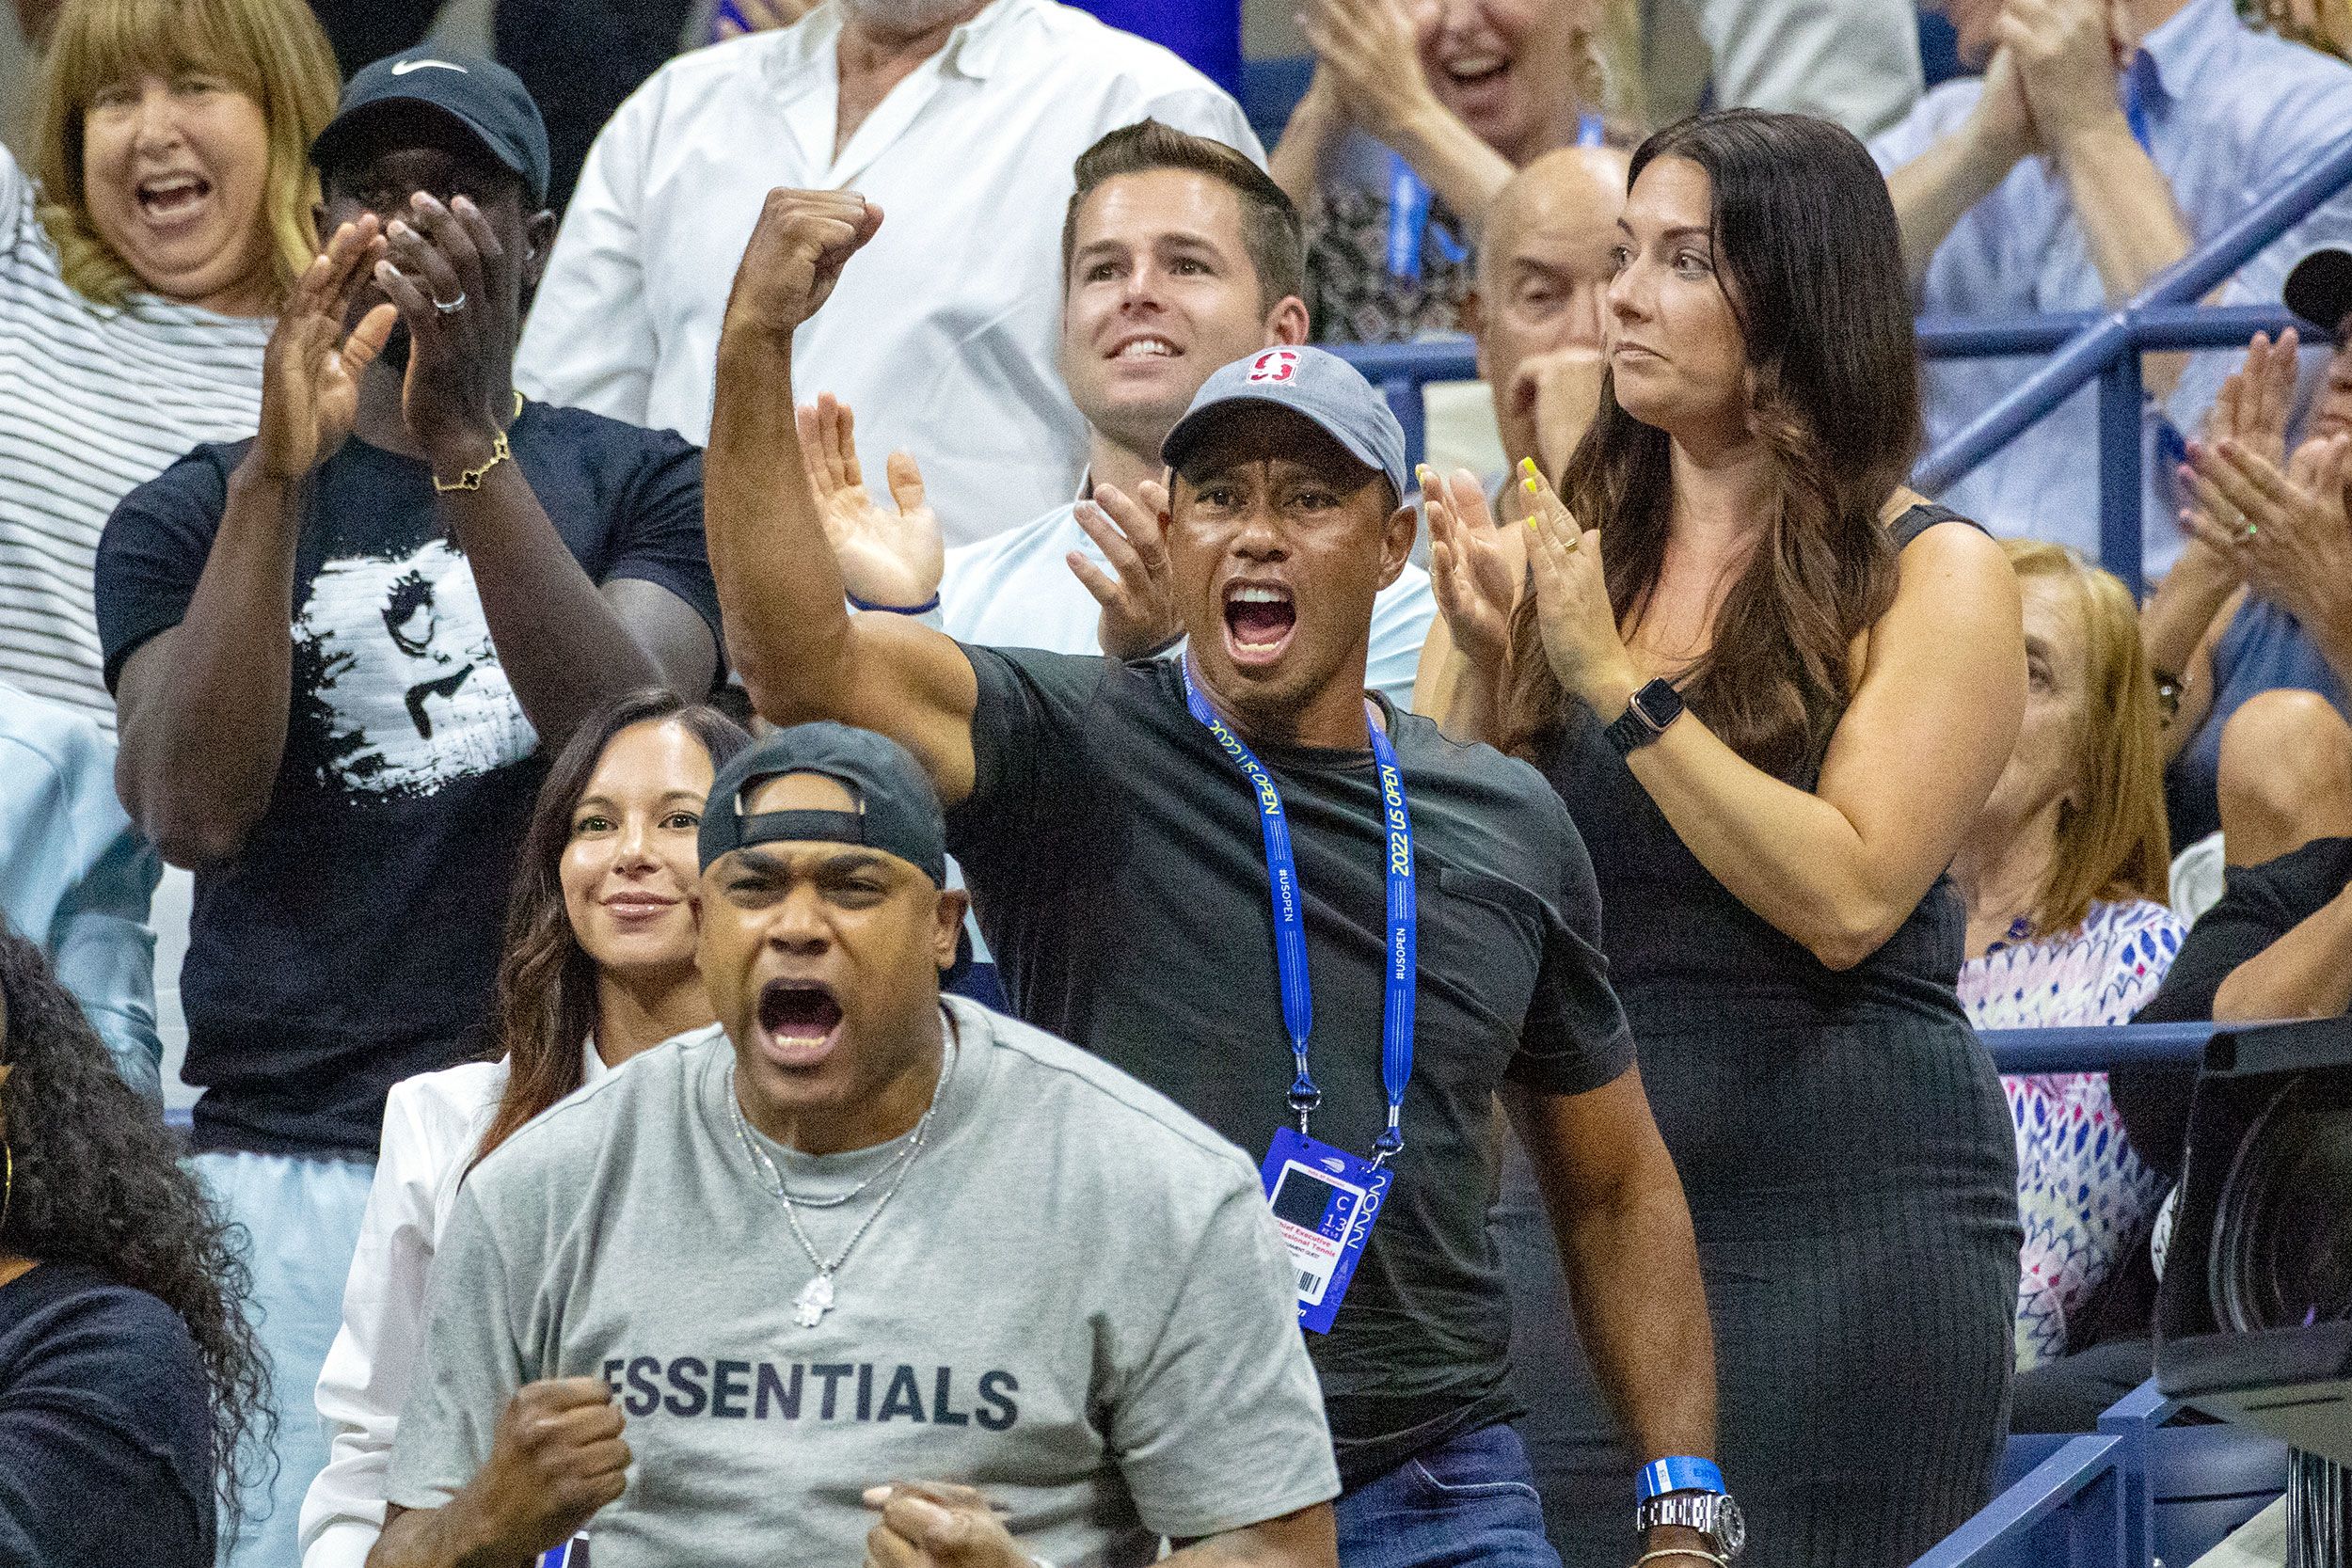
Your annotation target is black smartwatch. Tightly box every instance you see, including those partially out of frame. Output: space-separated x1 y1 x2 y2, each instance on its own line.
1603 677 1685 756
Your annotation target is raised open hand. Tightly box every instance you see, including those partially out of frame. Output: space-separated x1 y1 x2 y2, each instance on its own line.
1072 479 1180 660
372 191 518 479
1519 459 1637 711
2183 435 2352 634
1422 462 1522 673
799 394 943 610
251 216 396 482
1996 0 2123 153
2210 328 2300 472
1297 0 1444 149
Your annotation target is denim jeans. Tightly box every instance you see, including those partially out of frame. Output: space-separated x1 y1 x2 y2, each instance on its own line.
1335 1422 1565 1568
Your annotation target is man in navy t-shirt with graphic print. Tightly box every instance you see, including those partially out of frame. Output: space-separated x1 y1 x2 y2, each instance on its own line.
93 55 720 1568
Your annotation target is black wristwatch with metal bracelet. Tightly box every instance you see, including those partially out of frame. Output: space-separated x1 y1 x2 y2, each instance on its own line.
1633 1456 1746 1565
1604 677 1686 757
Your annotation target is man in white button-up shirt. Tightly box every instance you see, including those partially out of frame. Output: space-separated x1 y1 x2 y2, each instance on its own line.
516 0 1262 544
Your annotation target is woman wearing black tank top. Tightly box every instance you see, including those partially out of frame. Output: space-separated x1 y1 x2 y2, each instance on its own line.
1419 110 2026 1568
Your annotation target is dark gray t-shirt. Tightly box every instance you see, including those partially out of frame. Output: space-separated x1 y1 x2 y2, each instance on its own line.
385 1001 1338 1566
946 646 1636 1485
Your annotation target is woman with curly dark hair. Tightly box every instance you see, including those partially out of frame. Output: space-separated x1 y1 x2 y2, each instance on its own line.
299 688 748 1568
0 919 270 1566
1425 110 2027 1567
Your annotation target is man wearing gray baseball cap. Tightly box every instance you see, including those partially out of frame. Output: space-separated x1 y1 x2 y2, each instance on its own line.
703 202 1715 1568
370 721 1339 1568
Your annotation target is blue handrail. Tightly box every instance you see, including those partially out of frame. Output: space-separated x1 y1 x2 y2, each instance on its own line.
1915 129 2352 597
1914 1381 2175 1568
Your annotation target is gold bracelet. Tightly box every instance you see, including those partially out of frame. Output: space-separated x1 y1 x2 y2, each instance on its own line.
433 428 512 493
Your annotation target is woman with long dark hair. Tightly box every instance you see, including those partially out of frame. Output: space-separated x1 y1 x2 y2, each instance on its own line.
298 689 748 1568
1425 110 2027 1566
0 920 270 1566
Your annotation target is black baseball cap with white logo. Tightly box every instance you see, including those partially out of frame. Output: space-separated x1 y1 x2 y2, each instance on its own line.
311 53 551 206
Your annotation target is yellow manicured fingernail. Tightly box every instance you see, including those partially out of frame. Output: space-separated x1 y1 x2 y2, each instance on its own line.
1520 456 1540 479
1523 476 1540 495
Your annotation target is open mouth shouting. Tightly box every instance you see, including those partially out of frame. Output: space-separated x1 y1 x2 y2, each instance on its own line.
1222 580 1298 668
135 171 215 230
755 977 845 1069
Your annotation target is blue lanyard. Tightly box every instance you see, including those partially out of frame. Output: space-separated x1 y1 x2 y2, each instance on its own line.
1386 114 1600 283
2120 53 2154 152
1181 662 1418 1163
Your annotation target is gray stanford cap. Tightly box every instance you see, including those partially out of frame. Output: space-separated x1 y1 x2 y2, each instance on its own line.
1161 345 1412 506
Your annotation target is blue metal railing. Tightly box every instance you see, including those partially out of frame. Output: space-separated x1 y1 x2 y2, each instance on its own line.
1915 128 2352 601
1913 1382 2180 1568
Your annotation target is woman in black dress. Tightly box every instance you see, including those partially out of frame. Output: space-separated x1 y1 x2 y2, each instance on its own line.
1423 109 2026 1568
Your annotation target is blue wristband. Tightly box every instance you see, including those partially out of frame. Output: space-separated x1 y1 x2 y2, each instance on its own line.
1637 1456 1724 1501
846 591 941 615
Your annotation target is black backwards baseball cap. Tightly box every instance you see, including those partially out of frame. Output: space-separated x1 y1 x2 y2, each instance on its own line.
2285 246 2352 337
699 723 968 983
1161 345 1414 506
698 722 948 886
311 53 552 207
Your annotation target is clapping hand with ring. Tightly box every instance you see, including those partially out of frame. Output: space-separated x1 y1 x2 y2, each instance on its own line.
1520 459 1639 713
2181 433 2352 638
372 189 519 483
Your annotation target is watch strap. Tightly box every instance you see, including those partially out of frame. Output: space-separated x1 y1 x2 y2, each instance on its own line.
1638 1455 1725 1501
1604 679 1684 757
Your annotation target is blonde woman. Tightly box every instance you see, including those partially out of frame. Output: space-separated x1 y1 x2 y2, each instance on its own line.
1951 540 2183 1370
1268 0 1627 342
3 0 336 723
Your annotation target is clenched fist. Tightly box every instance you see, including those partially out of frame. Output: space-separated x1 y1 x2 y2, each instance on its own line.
721 188 884 347
447 1377 631 1561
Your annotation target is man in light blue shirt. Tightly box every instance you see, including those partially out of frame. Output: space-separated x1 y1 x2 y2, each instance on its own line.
1872 0 2352 577
0 682 161 1100
813 119 1437 707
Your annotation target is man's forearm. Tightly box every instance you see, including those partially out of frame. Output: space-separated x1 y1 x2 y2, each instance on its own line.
705 332 857 722
435 462 670 748
2213 884 2352 1022
1885 123 2019 293
2058 119 2190 307
118 462 302 867
1551 1167 1717 1464
367 1500 528 1568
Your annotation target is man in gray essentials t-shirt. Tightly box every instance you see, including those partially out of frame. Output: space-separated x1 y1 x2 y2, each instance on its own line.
376 724 1338 1568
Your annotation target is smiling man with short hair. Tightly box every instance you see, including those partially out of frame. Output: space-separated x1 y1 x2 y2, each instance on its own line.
369 721 1340 1568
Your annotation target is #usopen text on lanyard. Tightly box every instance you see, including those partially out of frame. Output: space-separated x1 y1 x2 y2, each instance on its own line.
1181 660 1415 1334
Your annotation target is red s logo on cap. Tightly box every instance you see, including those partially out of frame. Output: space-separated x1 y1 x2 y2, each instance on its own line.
1247 349 1300 385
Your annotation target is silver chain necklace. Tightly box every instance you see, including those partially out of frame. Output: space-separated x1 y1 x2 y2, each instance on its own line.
723 1038 957 1328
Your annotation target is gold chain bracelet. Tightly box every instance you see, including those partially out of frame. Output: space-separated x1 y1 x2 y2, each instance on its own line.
432 428 511 493
432 391 525 493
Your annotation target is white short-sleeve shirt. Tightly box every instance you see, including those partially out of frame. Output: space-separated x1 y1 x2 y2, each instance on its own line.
516 0 1263 546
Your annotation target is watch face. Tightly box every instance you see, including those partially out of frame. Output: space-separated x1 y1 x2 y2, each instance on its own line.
1711 1494 1747 1558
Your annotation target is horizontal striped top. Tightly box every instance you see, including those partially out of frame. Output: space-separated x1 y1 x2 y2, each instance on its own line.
0 145 270 728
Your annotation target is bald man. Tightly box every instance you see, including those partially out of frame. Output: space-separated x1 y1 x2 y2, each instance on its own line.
1466 146 1630 507
1411 148 1628 722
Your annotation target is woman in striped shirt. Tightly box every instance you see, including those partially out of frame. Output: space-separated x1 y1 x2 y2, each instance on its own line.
2 0 338 724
